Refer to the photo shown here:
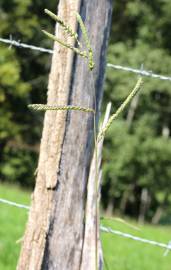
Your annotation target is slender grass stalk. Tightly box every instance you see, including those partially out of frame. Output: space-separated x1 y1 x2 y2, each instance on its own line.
97 77 143 142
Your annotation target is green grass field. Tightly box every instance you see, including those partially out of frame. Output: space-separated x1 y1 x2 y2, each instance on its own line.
0 184 171 270
101 219 171 270
0 184 30 270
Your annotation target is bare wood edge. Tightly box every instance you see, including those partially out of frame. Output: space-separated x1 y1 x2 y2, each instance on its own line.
17 1 81 269
80 102 112 270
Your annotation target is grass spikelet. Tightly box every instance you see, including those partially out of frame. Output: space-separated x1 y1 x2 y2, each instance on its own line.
44 9 81 46
28 104 95 113
43 9 95 70
42 30 88 58
76 12 91 51
97 77 143 141
76 12 95 70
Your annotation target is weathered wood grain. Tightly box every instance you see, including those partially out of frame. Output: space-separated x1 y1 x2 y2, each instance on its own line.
17 1 81 269
17 0 112 269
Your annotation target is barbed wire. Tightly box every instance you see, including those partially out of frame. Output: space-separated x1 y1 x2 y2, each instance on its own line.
100 225 171 252
0 37 171 82
107 63 171 82
0 198 30 210
0 196 170 252
0 37 53 54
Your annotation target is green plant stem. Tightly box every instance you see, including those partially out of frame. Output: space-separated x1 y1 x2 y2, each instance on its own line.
94 114 98 270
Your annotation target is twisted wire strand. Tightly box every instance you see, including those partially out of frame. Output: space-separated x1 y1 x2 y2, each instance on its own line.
0 197 170 252
107 63 171 82
0 37 53 54
0 37 171 81
100 226 171 251
0 198 30 210
28 104 95 113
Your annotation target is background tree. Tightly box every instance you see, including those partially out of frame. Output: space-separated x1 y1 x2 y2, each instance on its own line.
102 0 171 222
0 0 56 186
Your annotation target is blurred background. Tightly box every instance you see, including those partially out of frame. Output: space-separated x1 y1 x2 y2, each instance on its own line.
0 1 171 269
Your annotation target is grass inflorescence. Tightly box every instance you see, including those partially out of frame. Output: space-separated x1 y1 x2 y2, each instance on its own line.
43 9 95 70
28 104 95 113
97 77 143 141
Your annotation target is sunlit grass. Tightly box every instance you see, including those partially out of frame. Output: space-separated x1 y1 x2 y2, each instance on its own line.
0 183 171 270
101 218 171 270
0 183 30 270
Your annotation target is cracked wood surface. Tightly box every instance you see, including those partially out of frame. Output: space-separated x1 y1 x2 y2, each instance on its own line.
17 1 81 269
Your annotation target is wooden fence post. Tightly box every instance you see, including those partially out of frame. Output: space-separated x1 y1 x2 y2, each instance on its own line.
17 1 112 269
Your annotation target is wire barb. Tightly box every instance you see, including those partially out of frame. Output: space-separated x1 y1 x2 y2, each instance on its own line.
0 37 171 81
107 63 171 82
0 37 53 54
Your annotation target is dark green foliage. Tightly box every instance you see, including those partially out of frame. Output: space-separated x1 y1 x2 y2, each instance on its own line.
0 0 56 186
103 0 171 221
